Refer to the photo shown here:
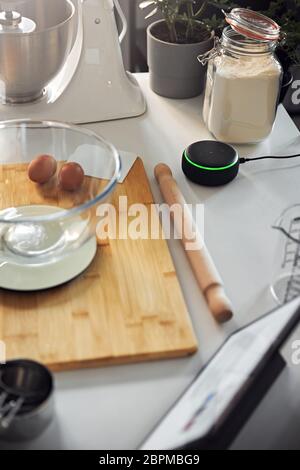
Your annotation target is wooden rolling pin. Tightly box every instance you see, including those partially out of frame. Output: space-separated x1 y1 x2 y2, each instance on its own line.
155 164 233 324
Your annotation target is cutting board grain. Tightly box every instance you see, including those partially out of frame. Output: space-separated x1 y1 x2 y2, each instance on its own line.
0 158 198 371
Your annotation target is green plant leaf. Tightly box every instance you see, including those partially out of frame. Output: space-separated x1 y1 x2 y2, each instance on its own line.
145 7 158 19
139 1 156 10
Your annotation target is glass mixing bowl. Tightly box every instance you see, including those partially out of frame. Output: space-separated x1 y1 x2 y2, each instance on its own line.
0 119 121 266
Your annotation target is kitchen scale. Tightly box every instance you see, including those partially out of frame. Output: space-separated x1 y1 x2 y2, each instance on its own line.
0 205 98 292
0 0 146 123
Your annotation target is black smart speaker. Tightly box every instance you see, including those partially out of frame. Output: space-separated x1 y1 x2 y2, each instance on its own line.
182 141 240 186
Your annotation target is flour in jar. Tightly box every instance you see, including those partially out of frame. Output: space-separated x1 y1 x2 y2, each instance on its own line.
203 55 282 143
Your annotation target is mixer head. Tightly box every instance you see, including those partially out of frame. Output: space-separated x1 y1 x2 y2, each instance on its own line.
0 1 36 34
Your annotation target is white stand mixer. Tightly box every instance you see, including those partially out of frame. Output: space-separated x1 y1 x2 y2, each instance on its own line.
0 0 146 123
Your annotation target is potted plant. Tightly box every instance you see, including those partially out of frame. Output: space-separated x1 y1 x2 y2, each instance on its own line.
140 0 215 99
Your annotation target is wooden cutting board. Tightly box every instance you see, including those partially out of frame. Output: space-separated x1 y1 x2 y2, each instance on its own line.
0 158 198 371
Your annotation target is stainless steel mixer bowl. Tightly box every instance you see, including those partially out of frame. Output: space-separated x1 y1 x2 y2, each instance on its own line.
0 0 76 103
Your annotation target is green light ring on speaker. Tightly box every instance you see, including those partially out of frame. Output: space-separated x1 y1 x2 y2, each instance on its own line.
184 149 239 171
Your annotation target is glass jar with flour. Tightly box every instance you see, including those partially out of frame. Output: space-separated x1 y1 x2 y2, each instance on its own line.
199 9 284 144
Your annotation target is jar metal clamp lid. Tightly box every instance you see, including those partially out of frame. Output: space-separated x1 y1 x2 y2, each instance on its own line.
223 8 282 42
197 8 286 66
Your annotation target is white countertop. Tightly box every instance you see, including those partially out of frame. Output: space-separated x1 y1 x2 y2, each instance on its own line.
2 73 300 450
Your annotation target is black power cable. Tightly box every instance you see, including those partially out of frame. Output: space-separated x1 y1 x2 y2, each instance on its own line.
240 154 300 164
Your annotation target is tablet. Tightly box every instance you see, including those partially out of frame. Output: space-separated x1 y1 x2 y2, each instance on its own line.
141 299 300 450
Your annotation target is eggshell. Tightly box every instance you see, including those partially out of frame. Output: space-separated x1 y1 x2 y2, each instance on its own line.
59 162 85 192
28 154 57 184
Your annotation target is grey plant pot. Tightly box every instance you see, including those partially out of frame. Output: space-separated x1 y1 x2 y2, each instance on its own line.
147 20 214 99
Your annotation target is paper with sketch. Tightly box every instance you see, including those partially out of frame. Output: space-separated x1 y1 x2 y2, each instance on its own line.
67 145 137 183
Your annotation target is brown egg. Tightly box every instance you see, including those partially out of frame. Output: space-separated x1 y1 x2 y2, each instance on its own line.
59 162 85 192
28 154 57 184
